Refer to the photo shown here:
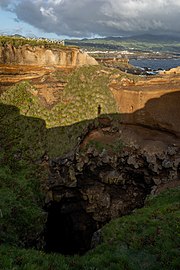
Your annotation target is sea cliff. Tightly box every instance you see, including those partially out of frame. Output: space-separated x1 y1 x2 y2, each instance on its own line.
0 44 98 66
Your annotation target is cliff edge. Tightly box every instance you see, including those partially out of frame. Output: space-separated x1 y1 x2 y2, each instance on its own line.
0 44 98 66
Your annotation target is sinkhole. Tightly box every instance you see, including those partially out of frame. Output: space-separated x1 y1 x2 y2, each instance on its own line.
44 174 151 255
44 198 97 255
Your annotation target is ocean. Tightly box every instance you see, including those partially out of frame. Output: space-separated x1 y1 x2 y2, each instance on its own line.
129 58 180 70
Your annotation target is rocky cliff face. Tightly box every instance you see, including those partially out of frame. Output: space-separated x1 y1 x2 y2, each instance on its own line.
109 72 180 137
0 44 98 66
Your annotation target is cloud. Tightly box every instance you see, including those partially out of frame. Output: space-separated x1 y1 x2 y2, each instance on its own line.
0 0 13 8
2 0 180 37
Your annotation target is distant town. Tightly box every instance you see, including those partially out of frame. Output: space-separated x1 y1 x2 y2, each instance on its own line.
1 34 65 46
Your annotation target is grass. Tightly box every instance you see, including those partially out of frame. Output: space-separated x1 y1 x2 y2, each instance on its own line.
0 188 179 269
0 35 71 50
0 66 118 128
0 103 47 248
51 65 118 126
100 188 180 268
0 65 119 157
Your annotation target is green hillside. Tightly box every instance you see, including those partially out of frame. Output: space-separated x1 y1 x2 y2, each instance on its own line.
0 66 118 128
0 65 119 156
66 35 180 53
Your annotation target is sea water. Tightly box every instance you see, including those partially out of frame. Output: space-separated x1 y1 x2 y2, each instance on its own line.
129 58 180 70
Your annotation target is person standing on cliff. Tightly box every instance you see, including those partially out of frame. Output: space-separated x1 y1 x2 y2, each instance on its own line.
98 104 101 116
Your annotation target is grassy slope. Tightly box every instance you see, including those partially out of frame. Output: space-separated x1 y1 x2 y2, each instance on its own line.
0 65 137 128
0 188 179 270
0 103 47 248
0 65 119 156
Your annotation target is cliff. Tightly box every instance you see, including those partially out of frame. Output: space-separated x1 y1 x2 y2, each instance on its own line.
0 44 98 66
109 72 180 137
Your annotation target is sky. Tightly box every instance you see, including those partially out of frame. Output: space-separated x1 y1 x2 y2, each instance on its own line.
0 0 180 39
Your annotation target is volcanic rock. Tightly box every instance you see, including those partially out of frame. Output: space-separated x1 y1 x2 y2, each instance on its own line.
0 44 98 66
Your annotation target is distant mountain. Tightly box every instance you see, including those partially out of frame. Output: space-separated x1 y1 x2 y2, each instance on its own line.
11 34 25 38
65 34 180 53
124 34 180 42
94 34 180 42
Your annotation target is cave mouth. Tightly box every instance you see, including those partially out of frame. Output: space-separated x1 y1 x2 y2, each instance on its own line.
44 200 97 255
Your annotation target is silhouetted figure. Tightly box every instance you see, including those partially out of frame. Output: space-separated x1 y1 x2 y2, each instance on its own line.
98 104 101 116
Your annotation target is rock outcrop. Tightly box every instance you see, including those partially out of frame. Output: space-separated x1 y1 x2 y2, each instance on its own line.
0 44 98 66
45 120 180 254
109 74 180 137
160 66 180 75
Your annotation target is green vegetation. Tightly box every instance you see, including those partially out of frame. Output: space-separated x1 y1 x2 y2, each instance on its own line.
0 66 123 128
100 188 180 269
0 164 46 248
0 82 41 118
0 66 119 249
60 66 118 123
0 103 47 248
66 36 180 53
0 35 73 49
0 66 118 156
0 188 179 269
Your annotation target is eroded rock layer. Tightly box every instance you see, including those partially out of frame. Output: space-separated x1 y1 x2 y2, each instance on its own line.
0 44 98 66
109 71 180 137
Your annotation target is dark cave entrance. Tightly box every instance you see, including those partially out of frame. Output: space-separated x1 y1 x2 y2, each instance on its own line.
45 199 97 255
44 171 152 255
